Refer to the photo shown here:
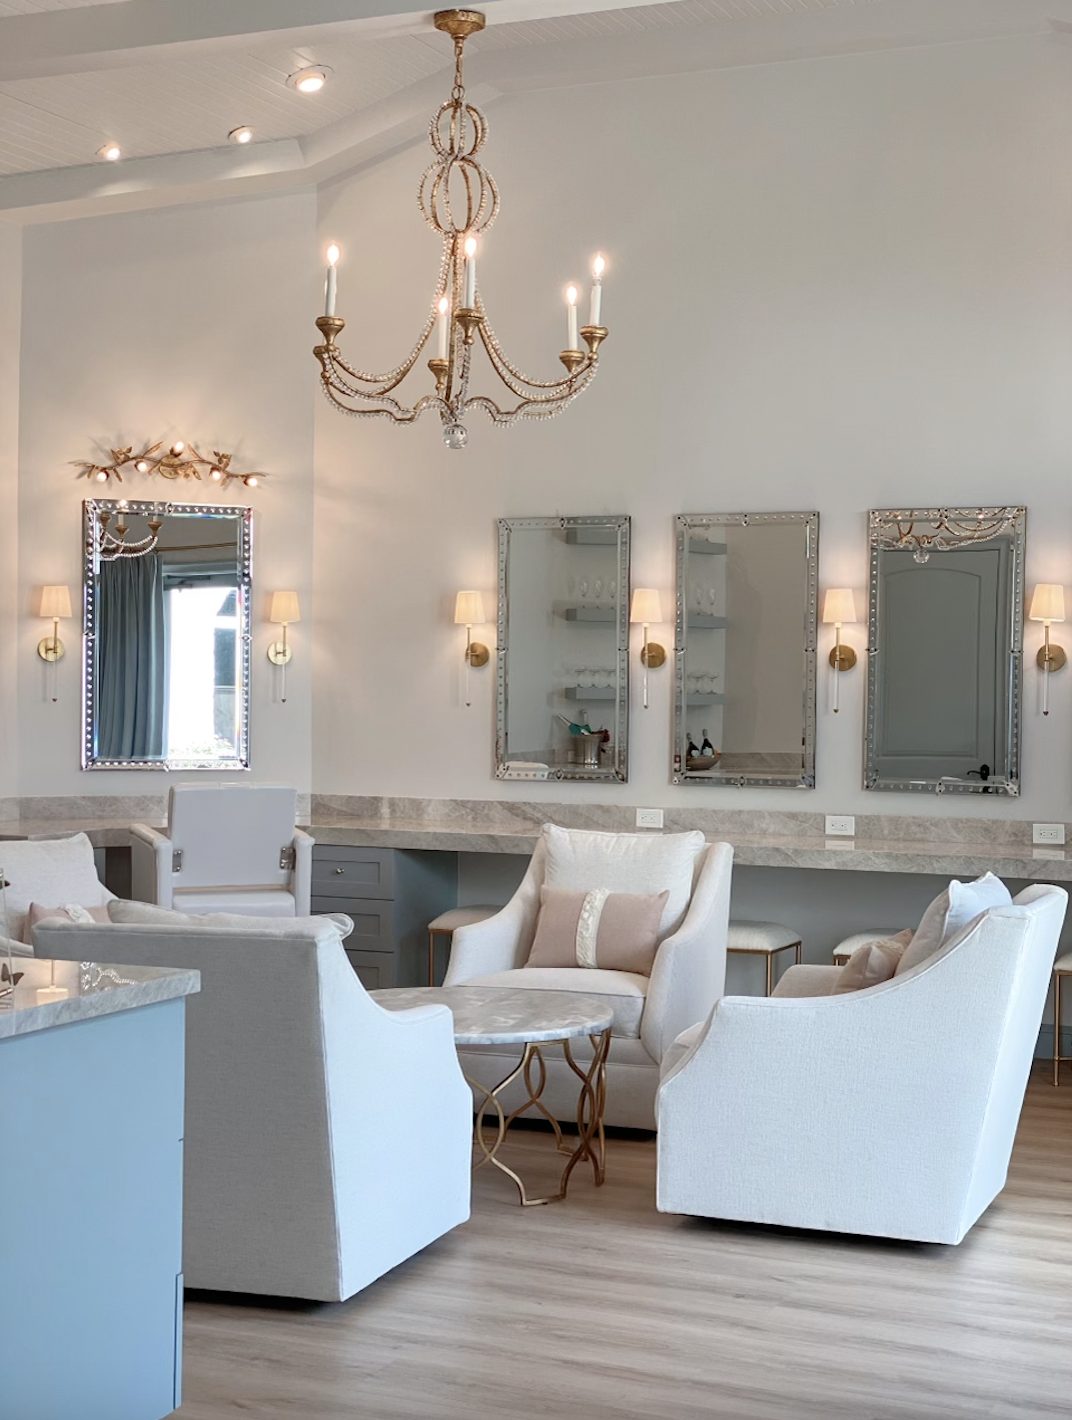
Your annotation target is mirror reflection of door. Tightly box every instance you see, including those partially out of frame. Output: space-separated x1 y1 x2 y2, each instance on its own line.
86 502 251 770
865 509 1024 796
872 547 1009 785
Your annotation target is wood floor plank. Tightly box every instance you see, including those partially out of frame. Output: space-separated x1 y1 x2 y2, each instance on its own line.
181 1070 1072 1418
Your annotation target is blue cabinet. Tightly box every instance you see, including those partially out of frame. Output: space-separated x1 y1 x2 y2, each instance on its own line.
0 998 187 1420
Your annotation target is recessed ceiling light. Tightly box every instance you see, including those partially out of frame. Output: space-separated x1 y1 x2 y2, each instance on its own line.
288 65 330 95
228 125 254 145
97 142 122 162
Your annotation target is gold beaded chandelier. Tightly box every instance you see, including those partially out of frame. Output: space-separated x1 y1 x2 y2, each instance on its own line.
313 8 609 450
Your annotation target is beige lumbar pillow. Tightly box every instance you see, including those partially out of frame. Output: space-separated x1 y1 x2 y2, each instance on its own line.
833 930 913 995
526 885 669 975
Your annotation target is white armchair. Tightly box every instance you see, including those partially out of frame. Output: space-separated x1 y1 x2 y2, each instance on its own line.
34 910 472 1301
656 884 1067 1244
445 825 733 1129
130 784 312 917
0 831 114 952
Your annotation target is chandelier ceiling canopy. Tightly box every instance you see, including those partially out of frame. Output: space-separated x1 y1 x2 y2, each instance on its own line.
313 9 609 449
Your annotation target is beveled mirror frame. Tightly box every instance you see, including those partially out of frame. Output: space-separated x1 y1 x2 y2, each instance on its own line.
864 505 1026 796
673 511 818 789
496 514 631 782
82 498 254 771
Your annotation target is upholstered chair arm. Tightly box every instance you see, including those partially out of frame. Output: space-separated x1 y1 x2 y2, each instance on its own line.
291 828 314 916
641 842 733 1063
129 823 172 908
443 847 545 984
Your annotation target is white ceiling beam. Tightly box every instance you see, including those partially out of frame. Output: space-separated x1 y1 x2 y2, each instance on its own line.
0 0 686 81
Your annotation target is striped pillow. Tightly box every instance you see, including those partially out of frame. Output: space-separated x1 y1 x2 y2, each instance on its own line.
525 885 669 976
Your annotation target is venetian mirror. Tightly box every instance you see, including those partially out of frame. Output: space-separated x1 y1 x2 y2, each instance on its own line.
673 513 818 787
865 507 1025 795
83 499 253 770
497 515 630 781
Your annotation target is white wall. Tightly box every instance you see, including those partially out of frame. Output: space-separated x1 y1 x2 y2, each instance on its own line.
17 192 318 796
0 222 20 805
315 33 1072 817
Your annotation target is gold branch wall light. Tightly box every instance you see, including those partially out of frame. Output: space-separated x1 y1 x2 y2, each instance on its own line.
267 591 301 704
37 584 72 703
454 590 489 707
630 588 665 710
1029 583 1066 717
821 588 858 714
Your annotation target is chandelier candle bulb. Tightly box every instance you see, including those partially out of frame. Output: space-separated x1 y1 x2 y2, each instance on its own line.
437 296 450 360
590 255 605 325
566 285 579 349
324 244 340 318
463 236 477 308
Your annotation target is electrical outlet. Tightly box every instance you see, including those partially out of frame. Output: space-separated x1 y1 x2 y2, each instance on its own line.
636 808 664 829
1032 822 1066 846
825 814 855 838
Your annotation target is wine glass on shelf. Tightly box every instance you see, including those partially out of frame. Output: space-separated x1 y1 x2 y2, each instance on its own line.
593 577 605 606
578 577 590 607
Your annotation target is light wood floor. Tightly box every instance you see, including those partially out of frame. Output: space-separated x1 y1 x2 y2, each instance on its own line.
181 1070 1072 1419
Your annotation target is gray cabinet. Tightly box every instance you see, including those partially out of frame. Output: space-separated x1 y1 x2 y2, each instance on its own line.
312 844 457 988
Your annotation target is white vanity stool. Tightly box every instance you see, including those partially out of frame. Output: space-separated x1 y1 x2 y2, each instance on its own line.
727 921 802 996
428 906 500 985
832 929 905 966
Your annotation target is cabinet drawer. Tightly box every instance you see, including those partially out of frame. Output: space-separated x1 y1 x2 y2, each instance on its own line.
312 847 395 900
312 897 393 952
347 949 399 991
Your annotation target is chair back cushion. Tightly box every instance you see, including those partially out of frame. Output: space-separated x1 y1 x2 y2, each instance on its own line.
108 898 353 937
897 872 1012 976
167 784 297 890
0 833 113 941
526 886 668 974
540 824 706 936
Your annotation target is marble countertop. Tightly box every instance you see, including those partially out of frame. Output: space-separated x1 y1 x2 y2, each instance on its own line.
0 958 200 1040
2 801 1071 881
372 985 615 1044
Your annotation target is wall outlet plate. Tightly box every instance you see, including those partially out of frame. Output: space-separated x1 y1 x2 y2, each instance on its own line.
825 814 855 838
1032 822 1066 846
636 808 664 829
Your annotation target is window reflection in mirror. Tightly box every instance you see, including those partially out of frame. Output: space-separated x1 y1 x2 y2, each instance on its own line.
865 507 1025 795
673 513 818 788
497 516 630 782
83 500 252 770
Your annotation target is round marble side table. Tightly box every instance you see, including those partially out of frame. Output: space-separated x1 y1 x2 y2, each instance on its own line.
372 986 613 1206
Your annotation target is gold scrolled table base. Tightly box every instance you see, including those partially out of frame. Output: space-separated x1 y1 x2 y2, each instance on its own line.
468 1030 610 1206
369 986 614 1207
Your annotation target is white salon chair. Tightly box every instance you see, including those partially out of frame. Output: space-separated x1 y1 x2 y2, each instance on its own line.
130 784 312 917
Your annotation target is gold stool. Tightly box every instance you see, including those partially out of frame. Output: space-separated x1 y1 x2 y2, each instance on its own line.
1054 952 1072 1086
832 929 907 967
427 905 499 985
727 921 802 997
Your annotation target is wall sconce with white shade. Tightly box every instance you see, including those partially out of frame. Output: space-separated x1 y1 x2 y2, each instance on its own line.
454 590 489 707
630 588 665 710
267 590 301 703
1029 583 1066 716
37 585 72 703
821 588 858 714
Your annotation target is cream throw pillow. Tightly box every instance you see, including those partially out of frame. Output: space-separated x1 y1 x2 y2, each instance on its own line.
526 886 669 975
833 930 912 994
896 872 1012 976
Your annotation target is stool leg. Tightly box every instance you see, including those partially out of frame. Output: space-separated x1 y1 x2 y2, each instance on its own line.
795 941 802 966
428 931 438 987
1055 973 1063 1088
765 954 773 998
